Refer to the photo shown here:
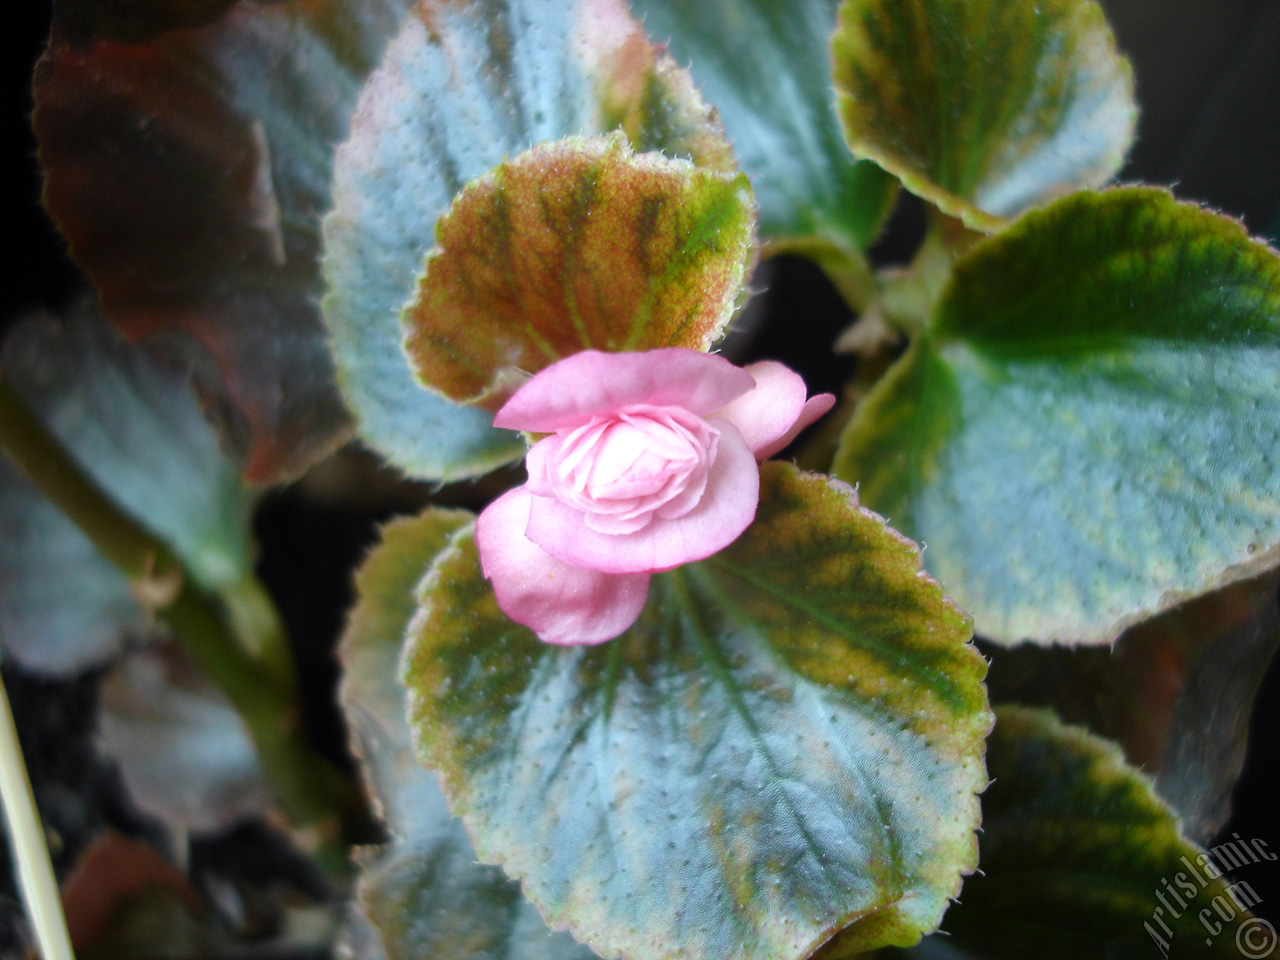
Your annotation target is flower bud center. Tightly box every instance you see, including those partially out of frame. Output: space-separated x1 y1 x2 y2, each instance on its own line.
548 406 718 534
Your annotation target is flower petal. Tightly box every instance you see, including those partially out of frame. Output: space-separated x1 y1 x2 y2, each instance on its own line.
476 488 651 645
523 435 560 497
709 360 809 457
526 421 759 574
493 349 755 432
755 393 836 460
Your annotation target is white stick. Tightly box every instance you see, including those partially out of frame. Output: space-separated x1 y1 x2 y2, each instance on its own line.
0 673 76 960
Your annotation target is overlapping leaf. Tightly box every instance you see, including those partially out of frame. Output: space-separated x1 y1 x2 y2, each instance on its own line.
832 0 1136 230
835 188 1280 645
0 456 144 673
404 464 991 960
403 135 755 409
985 574 1280 843
898 707 1279 960
0 308 251 673
3 309 252 591
62 833 218 959
629 0 898 269
322 0 739 480
34 0 416 482
338 511 596 960
99 643 272 833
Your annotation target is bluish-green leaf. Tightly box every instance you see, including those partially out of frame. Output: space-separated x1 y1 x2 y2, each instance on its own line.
835 188 1280 645
832 0 1136 231
322 0 737 481
630 0 898 261
3 309 252 592
0 456 144 673
338 510 597 960
0 308 254 673
403 464 991 960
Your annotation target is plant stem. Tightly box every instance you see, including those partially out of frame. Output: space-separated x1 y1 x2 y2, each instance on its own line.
0 673 77 960
0 376 362 870
0 378 177 594
222 570 298 699
1 371 299 693
163 580 363 871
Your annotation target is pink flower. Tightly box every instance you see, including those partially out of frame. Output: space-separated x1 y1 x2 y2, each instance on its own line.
475 349 835 645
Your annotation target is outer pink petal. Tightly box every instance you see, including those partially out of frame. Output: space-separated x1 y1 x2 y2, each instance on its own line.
709 360 809 457
494 349 755 432
525 421 759 574
522 435 560 497
476 488 651 645
755 393 836 460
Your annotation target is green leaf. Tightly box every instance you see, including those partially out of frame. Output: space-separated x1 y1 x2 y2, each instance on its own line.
403 135 755 409
0 307 257 678
0 455 145 674
832 0 1136 231
629 0 898 258
337 510 597 960
99 642 272 833
322 0 739 480
403 463 991 960
984 573 1280 843
912 706 1278 960
2 309 253 593
834 187 1280 645
33 0 416 483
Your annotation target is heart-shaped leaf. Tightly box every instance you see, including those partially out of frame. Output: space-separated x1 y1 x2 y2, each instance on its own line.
403 136 755 409
629 0 898 264
338 510 597 960
832 0 1136 231
834 187 1280 645
33 0 416 482
984 573 1280 843
322 0 739 481
403 463 991 960
903 706 1279 960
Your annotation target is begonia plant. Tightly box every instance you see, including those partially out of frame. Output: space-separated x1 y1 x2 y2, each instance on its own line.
0 0 1277 959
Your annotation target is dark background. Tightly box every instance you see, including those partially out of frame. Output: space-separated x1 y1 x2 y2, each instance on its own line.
2 0 1278 951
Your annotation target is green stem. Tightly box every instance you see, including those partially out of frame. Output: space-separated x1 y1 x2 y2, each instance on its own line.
0 377 362 871
0 370 298 693
0 378 175 591
0 673 77 960
163 582 363 872
221 571 297 699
